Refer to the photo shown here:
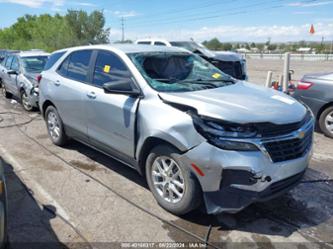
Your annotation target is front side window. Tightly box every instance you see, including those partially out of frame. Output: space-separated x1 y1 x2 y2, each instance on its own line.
60 50 92 82
129 52 234 92
93 51 132 87
11 57 19 71
22 56 48 73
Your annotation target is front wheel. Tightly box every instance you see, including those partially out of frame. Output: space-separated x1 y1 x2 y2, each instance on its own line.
319 106 333 138
146 145 201 215
21 91 33 112
1 85 12 99
45 106 68 146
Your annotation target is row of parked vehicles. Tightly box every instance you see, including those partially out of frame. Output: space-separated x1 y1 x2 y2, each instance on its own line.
0 41 331 217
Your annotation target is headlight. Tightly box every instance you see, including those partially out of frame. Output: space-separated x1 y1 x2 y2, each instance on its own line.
191 114 259 151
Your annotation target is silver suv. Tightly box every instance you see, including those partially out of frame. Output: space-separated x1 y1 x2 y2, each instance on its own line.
39 45 314 215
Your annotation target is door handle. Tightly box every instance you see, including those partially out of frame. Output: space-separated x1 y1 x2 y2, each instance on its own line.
54 80 60 86
87 92 97 99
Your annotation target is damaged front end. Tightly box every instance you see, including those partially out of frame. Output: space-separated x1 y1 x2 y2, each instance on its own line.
164 100 313 214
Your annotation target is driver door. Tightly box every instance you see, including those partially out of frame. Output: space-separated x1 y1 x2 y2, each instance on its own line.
85 50 140 162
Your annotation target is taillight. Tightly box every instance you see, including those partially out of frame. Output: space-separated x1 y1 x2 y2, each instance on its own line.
36 74 42 86
297 81 313 90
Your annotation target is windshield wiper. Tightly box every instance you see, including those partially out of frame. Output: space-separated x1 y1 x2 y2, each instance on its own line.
189 78 236 84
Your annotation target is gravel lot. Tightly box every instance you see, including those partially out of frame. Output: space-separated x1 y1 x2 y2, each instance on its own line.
247 58 333 85
0 60 332 249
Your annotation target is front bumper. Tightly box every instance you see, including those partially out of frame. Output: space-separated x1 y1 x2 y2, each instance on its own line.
28 87 39 108
179 118 313 214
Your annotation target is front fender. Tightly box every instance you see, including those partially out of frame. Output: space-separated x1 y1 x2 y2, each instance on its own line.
135 98 205 159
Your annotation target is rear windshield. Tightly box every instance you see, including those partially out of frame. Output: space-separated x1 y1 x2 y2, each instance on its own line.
22 56 49 73
128 52 234 92
44 51 66 70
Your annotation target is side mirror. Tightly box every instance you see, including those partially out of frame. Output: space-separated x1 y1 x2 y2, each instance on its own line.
7 70 18 75
103 78 141 97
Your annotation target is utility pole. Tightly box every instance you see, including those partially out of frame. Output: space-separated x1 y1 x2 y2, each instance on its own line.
121 17 125 43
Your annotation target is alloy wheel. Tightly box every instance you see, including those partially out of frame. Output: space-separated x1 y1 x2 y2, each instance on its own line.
21 92 33 111
151 156 185 204
325 110 333 134
47 111 61 141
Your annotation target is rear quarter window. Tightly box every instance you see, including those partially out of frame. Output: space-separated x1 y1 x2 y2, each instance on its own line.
44 51 66 70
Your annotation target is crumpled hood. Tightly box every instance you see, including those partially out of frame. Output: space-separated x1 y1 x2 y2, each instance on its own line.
24 72 39 84
159 81 307 124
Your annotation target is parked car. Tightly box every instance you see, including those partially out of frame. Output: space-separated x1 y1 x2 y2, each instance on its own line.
0 50 20 88
293 72 333 138
0 49 20 63
1 50 49 111
39 45 313 215
0 159 8 248
135 39 247 80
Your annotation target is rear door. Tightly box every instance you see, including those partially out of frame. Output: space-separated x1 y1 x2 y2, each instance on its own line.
52 49 93 141
2 56 14 92
85 50 140 160
7 56 20 96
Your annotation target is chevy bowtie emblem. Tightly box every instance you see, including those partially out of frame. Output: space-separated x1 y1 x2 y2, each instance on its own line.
298 131 305 139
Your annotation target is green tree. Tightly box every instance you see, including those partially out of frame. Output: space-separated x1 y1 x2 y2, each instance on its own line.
0 10 110 52
221 42 232 51
66 10 110 45
204 38 222 50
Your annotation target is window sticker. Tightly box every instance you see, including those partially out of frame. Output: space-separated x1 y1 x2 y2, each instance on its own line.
212 73 221 79
103 65 111 73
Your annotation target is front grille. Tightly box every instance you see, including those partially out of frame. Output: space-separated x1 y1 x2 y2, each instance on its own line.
255 111 312 137
263 127 312 163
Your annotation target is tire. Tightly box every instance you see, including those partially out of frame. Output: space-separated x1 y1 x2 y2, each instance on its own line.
45 105 68 146
1 85 12 99
145 145 201 215
319 106 333 138
20 90 33 112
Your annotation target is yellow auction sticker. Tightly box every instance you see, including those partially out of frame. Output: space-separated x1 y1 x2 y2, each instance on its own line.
212 73 221 79
103 65 111 73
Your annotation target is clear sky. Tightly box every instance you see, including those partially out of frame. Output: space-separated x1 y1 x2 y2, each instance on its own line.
0 0 332 42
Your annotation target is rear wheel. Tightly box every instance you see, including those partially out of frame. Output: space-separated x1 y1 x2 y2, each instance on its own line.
45 106 68 146
146 145 201 215
319 106 333 138
21 90 33 112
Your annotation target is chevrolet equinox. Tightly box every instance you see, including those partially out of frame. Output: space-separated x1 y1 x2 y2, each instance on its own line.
39 45 314 215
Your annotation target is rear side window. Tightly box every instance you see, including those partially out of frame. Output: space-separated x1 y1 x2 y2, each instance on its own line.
93 51 132 87
137 41 151 45
58 50 92 82
44 51 66 70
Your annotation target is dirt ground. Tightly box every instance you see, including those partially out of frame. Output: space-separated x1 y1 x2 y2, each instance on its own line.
247 58 333 85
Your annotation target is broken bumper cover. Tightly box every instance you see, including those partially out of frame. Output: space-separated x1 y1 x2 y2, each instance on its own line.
204 170 305 214
179 130 312 214
29 87 39 107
